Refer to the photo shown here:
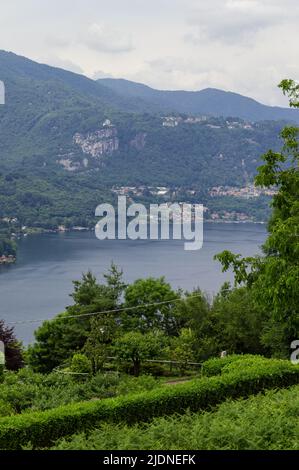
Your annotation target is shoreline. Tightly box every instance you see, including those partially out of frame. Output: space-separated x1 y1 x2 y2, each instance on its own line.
21 219 268 238
29 219 267 236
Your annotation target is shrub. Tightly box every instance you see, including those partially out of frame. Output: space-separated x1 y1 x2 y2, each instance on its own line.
0 358 298 449
53 384 299 450
221 356 275 375
70 354 92 377
116 375 161 396
201 354 264 377
0 367 161 415
0 400 14 418
83 372 120 399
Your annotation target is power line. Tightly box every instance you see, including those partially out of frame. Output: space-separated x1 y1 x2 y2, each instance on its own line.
5 292 206 326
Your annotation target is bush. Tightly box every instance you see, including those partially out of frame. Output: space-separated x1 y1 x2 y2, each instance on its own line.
0 400 14 418
70 354 92 377
0 357 298 449
53 384 299 450
221 356 274 375
201 354 264 377
0 368 161 415
83 372 120 399
0 370 41 413
116 375 161 396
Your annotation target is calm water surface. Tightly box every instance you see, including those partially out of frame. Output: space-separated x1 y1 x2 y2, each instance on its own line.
0 223 267 343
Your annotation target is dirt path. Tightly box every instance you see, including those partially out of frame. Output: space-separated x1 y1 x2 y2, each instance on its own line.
164 378 195 385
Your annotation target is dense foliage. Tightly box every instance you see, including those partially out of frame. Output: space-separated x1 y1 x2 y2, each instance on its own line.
53 383 299 450
27 267 270 374
216 80 299 357
0 368 160 416
0 356 297 449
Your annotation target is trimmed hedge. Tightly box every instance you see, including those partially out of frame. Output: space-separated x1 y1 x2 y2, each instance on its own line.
201 354 265 377
0 359 298 449
53 384 299 450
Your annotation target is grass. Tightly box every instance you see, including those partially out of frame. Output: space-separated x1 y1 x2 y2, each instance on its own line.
52 384 299 450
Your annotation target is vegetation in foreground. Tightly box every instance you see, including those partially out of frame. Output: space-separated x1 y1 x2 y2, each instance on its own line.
52 383 299 450
0 370 161 417
0 355 298 449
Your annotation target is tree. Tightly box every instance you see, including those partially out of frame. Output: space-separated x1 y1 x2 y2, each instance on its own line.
215 80 299 357
167 328 196 375
71 265 126 307
211 286 266 355
71 271 109 306
27 313 89 373
103 262 127 302
114 330 166 376
84 315 117 374
173 289 217 360
0 320 23 370
28 266 123 372
123 277 182 335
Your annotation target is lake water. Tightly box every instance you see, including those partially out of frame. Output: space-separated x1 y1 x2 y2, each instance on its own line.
0 223 267 344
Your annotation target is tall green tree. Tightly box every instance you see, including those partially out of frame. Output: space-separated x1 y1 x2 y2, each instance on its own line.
84 315 117 374
211 285 266 355
167 328 197 375
113 330 166 376
216 80 299 357
123 277 182 335
172 289 216 359
28 265 124 372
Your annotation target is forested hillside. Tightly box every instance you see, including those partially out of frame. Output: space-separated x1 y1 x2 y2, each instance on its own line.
0 51 289 255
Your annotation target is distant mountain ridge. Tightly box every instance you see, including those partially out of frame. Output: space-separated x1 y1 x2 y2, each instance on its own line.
98 78 299 124
0 50 291 235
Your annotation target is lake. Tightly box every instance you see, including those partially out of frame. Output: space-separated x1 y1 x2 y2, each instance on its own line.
0 223 267 344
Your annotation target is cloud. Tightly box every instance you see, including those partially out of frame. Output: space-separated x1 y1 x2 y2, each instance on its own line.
80 23 134 54
44 35 72 49
186 0 298 44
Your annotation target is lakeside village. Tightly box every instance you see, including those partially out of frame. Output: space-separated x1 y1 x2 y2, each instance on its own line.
111 183 277 222
112 183 276 200
0 183 276 264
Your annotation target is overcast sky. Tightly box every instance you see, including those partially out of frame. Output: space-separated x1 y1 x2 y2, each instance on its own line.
0 0 298 105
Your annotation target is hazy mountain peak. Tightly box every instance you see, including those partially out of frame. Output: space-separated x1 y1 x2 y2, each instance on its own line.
98 78 299 123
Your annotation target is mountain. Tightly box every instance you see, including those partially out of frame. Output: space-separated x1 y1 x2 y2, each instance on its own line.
0 51 161 169
0 51 151 113
0 51 289 253
98 78 299 124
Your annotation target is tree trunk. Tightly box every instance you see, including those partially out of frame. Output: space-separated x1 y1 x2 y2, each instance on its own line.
133 359 141 377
